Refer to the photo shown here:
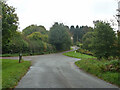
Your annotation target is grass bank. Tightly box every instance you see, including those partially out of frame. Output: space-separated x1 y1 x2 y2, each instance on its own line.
2 59 31 89
63 51 96 59
63 51 120 87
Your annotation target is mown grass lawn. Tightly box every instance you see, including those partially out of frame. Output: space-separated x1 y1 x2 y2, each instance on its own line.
63 51 120 87
2 59 31 89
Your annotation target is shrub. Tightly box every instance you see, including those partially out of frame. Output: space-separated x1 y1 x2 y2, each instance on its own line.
9 32 29 54
100 60 120 72
46 44 56 53
76 49 94 56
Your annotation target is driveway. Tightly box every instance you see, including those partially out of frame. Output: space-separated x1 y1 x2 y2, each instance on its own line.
15 52 118 88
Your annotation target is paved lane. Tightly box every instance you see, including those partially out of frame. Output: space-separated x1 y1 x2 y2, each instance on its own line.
16 53 118 88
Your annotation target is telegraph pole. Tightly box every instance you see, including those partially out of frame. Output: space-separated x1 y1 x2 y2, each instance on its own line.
116 1 120 31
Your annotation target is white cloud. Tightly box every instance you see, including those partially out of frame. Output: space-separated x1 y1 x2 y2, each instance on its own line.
7 0 117 31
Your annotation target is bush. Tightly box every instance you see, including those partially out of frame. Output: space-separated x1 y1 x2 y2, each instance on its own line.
26 32 56 54
82 32 95 51
46 44 56 53
9 32 29 54
76 49 94 56
76 42 83 48
100 60 120 72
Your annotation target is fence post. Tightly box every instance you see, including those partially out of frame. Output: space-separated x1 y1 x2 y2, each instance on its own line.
19 53 22 63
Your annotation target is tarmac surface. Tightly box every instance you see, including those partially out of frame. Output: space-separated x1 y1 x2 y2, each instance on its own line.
14 52 118 88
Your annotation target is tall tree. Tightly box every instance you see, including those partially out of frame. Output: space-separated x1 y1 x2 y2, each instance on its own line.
70 25 93 44
70 25 75 35
92 21 116 59
1 1 19 53
49 22 71 51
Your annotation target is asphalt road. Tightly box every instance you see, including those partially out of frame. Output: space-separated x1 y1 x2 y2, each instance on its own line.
15 52 119 88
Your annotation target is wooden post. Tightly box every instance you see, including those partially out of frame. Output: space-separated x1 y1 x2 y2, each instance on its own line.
19 53 22 63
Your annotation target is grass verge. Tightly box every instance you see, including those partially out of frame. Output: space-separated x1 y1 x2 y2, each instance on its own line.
63 51 96 59
75 59 120 87
63 51 120 87
0 53 30 57
2 59 31 89
1 51 56 57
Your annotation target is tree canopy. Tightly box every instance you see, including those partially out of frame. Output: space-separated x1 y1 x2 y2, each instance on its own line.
49 22 71 51
22 25 48 36
2 1 19 53
92 21 116 59
82 32 95 51
70 25 93 44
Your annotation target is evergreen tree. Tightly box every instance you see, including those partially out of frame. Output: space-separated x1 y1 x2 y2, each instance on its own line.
70 25 93 44
92 21 116 59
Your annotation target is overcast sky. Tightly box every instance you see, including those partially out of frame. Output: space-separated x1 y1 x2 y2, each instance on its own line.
7 0 117 31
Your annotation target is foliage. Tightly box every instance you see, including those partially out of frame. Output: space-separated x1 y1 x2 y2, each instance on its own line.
21 25 55 55
75 59 120 87
82 32 95 51
63 51 95 59
1 2 56 56
26 32 55 54
70 25 93 44
76 42 83 48
9 32 29 53
27 32 48 43
2 31 29 54
100 60 120 72
2 1 19 54
22 25 48 36
49 22 71 51
76 48 94 56
2 59 31 89
92 21 116 60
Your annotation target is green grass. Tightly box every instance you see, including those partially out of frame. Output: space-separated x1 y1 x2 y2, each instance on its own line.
63 51 96 59
0 53 29 57
75 59 120 87
1 51 56 57
2 59 31 89
63 51 120 87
